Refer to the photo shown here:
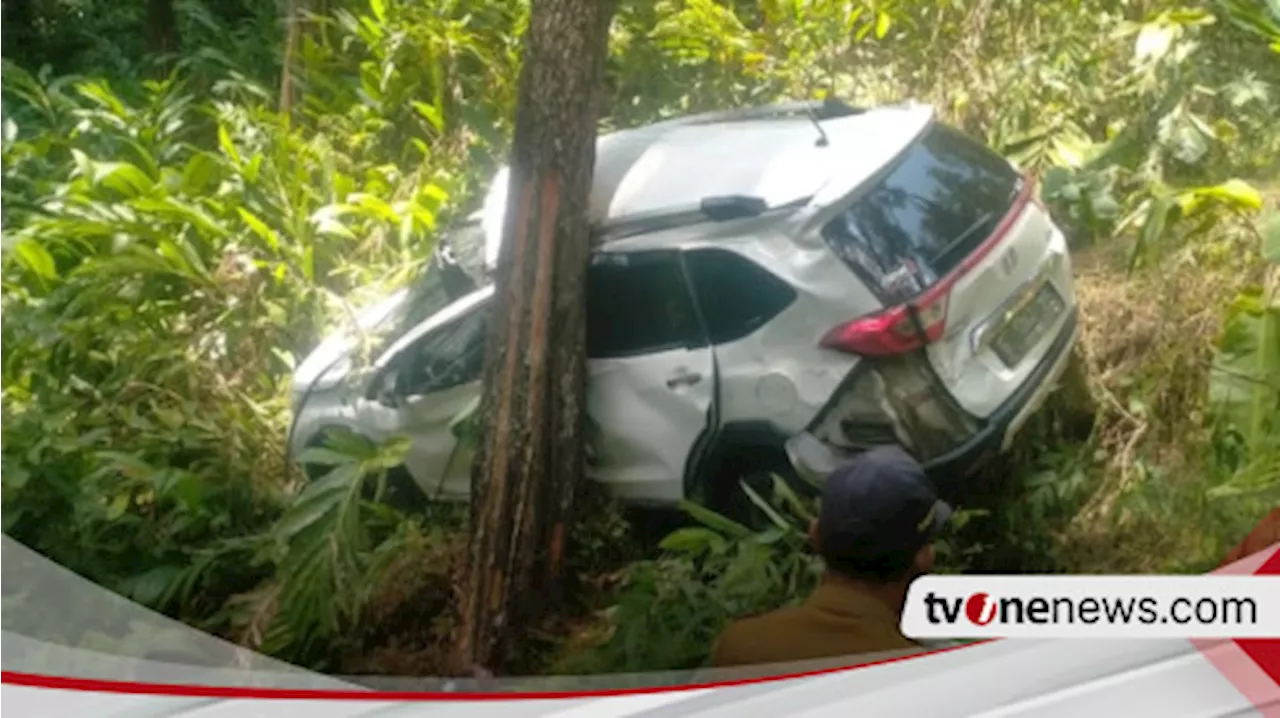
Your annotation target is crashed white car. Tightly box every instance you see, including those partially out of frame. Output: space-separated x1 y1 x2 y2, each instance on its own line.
287 100 1080 514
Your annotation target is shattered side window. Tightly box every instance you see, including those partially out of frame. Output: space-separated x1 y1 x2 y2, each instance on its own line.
398 301 490 397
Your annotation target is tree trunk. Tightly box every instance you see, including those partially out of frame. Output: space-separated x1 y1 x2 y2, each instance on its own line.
146 0 180 73
279 0 307 117
453 0 616 675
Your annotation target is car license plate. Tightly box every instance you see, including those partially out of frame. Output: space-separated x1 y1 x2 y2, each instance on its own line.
990 282 1065 367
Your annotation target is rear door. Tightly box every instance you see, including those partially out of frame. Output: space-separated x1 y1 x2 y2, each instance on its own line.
821 123 1075 418
584 250 717 504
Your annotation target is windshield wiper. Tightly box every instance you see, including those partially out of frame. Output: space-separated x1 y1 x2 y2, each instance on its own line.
931 210 996 266
599 194 810 241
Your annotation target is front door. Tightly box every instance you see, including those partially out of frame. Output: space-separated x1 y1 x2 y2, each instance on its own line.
380 290 492 499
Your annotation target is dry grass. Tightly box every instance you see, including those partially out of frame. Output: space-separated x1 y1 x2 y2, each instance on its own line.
338 525 466 676
1045 229 1274 573
1071 251 1225 512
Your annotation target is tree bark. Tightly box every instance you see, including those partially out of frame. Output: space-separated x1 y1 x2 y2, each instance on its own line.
453 0 616 674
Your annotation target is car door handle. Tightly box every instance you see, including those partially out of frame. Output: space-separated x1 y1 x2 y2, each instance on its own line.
666 369 703 389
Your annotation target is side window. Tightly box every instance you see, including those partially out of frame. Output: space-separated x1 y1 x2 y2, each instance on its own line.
586 252 706 359
684 248 797 344
397 303 490 397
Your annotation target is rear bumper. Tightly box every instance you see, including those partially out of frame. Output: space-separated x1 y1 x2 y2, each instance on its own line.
784 306 1080 489
920 306 1080 483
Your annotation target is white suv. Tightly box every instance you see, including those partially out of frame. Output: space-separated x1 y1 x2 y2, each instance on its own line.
287 100 1080 514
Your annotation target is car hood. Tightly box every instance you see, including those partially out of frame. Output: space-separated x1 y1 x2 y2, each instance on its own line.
292 289 410 395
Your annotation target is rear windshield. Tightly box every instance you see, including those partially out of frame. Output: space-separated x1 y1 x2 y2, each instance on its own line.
822 124 1022 299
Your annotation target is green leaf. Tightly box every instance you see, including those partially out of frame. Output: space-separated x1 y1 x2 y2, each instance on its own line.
76 80 128 117
1 459 30 490
1129 194 1175 274
1092 193 1121 220
1177 179 1264 215
274 493 342 542
237 208 281 252
297 446 356 467
659 527 726 555
411 101 444 132
276 464 361 539
105 493 131 520
348 193 399 223
740 480 792 532
156 238 210 279
218 124 242 167
369 434 411 470
180 152 221 193
751 527 787 545
133 197 227 239
677 500 753 539
874 11 892 39
771 473 815 523
98 450 155 479
11 238 57 279
98 162 155 197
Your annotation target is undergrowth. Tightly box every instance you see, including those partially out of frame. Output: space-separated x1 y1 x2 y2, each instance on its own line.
2 0 1278 677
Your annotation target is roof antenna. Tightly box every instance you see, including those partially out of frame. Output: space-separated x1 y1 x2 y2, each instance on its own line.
804 105 830 147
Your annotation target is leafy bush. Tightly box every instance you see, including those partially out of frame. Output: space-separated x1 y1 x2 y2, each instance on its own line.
550 475 993 674
2 0 1279 675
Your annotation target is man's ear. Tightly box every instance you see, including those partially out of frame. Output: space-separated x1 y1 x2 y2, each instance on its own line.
808 519 820 553
916 543 936 573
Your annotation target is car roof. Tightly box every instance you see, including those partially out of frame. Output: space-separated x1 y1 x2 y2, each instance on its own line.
478 103 936 268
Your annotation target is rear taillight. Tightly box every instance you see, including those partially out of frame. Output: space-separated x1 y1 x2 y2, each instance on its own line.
821 172 1037 358
820 287 950 357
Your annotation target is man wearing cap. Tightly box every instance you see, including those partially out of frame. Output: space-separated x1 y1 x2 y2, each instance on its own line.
709 445 952 668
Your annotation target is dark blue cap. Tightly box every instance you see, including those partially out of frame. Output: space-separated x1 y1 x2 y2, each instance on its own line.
817 445 952 563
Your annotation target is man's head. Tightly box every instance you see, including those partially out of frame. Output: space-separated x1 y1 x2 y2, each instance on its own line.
810 445 951 584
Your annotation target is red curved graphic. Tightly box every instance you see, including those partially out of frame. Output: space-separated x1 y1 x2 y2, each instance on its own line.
0 641 985 701
1232 548 1280 694
3 539 1274 705
1193 531 1280 717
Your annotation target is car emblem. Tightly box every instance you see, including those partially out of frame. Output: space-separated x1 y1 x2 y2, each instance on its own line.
1000 248 1018 276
